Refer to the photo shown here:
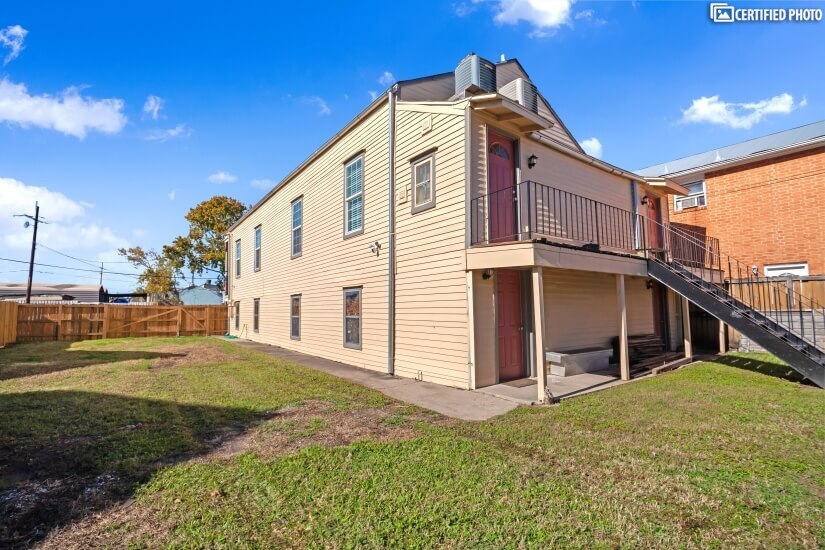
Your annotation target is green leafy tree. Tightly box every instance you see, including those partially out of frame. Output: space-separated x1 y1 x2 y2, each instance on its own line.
117 246 180 304
163 196 247 289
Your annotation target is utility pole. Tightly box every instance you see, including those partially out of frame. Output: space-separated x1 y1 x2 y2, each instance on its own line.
14 201 47 304
99 262 104 285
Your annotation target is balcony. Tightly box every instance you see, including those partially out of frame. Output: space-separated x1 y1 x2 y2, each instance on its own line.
469 180 719 267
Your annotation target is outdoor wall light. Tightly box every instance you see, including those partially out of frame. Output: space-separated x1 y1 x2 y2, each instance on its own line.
527 154 538 169
482 269 494 280
641 195 650 206
752 265 759 276
646 278 654 289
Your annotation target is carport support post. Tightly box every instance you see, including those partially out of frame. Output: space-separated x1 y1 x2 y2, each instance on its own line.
531 267 547 403
718 319 727 354
615 274 630 381
682 296 693 360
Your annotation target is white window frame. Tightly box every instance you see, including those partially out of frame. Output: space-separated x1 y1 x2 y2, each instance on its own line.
674 180 707 211
343 287 362 349
254 226 262 272
764 263 809 278
235 239 241 278
411 153 436 214
292 197 303 258
234 301 240 330
290 294 301 340
344 155 364 237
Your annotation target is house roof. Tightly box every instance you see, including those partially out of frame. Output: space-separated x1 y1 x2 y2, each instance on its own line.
636 119 825 178
0 283 105 303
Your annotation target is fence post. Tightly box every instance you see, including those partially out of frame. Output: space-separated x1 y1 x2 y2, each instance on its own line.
176 306 183 337
102 305 110 339
57 304 63 341
206 306 211 336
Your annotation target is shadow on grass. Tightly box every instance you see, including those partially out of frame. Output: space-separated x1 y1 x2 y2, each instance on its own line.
713 353 807 384
0 341 186 381
0 390 265 547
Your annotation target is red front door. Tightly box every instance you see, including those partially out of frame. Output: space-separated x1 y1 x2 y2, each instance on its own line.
487 131 517 243
496 269 524 382
647 197 663 249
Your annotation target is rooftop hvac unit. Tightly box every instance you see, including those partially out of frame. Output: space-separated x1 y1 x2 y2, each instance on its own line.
499 78 539 113
454 54 497 95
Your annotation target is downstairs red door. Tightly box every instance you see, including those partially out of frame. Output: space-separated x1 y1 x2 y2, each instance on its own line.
497 269 524 382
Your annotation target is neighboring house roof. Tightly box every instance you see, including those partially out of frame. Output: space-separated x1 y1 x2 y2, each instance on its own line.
636 120 825 178
0 283 105 303
179 285 223 305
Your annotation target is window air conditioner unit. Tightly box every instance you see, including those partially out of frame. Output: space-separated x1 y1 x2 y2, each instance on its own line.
454 53 497 96
676 196 700 210
498 77 539 113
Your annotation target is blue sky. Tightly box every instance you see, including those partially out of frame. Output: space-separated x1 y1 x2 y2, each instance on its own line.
1 1 823 292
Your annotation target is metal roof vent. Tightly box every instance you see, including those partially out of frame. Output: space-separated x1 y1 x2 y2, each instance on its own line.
454 54 496 96
499 77 538 113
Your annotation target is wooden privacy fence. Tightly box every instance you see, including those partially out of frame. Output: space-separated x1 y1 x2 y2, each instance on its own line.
0 302 18 347
11 304 228 342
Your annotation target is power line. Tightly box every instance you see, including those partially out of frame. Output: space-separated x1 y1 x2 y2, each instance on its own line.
38 243 102 269
0 256 218 281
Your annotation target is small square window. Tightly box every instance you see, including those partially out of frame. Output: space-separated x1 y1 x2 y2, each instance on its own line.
290 295 301 340
411 154 435 213
343 287 361 349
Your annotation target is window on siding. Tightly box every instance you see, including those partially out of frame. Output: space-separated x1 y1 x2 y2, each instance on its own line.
674 181 706 211
253 298 260 332
235 240 241 278
411 154 435 213
343 287 361 349
292 198 303 257
234 301 240 330
254 226 262 271
290 295 301 340
344 156 363 236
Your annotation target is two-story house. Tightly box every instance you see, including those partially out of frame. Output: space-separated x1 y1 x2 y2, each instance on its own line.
226 55 825 397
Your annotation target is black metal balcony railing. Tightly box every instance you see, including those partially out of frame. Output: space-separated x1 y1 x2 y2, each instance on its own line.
471 181 648 253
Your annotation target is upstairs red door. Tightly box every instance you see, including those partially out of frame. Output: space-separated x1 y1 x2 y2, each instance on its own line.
487 131 517 243
496 269 524 382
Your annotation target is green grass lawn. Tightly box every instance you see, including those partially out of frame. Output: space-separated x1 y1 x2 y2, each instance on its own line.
1 338 823 547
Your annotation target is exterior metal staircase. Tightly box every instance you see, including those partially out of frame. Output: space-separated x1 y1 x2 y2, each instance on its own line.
647 223 825 388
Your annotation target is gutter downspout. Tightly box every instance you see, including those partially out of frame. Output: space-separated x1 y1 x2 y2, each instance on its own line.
387 85 398 375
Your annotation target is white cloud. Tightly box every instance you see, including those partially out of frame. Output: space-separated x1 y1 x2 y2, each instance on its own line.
579 137 602 159
0 78 127 139
208 171 237 184
574 8 593 19
0 177 127 251
492 0 575 35
680 93 800 130
301 95 331 116
800 95 809 108
250 178 276 190
378 71 395 87
0 25 27 65
168 190 176 201
454 2 477 17
368 90 379 101
145 123 191 142
142 95 164 119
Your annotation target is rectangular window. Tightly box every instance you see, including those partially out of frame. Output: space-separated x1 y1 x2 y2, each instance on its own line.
254 226 262 271
235 240 241 277
234 301 240 330
253 298 260 332
674 181 707 211
292 198 303 257
290 295 301 340
411 154 435 213
343 287 361 349
344 156 364 236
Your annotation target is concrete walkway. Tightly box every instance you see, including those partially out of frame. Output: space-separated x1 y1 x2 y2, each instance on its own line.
227 339 519 421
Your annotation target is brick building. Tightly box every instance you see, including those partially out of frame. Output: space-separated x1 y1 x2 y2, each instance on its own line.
637 120 825 277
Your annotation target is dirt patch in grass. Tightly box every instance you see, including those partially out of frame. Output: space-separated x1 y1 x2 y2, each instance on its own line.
146 344 236 369
37 401 442 548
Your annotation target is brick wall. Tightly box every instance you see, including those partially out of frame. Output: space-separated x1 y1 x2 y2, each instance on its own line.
667 145 825 275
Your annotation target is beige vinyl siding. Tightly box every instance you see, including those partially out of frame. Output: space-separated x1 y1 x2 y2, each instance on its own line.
227 101 391 373
543 268 653 351
393 103 470 387
227 100 471 388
